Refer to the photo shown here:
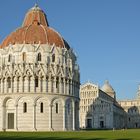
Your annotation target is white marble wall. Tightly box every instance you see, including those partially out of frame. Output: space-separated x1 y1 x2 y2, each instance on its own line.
0 44 80 131
0 94 79 131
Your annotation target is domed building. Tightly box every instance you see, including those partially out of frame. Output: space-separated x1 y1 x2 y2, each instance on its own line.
0 4 80 131
80 81 125 129
101 80 116 99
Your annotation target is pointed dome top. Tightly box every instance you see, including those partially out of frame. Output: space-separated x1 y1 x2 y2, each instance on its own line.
31 3 41 11
22 4 49 27
101 80 116 99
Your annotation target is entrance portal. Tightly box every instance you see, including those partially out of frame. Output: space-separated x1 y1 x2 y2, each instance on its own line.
100 121 104 128
87 119 92 128
8 113 14 129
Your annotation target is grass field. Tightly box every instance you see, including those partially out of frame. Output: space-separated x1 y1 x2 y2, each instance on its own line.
0 129 140 140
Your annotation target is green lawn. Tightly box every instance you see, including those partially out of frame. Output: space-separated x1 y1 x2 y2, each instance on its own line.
0 129 140 140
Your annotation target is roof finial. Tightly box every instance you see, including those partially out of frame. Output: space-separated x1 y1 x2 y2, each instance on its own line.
31 2 41 11
35 3 38 8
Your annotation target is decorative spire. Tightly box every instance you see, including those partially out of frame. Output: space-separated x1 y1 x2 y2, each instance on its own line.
35 3 38 7
31 3 41 11
23 4 48 27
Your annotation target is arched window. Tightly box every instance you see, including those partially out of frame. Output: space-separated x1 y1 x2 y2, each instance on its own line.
35 77 38 87
8 54 12 62
7 77 11 88
68 104 70 115
37 53 41 62
56 103 58 114
23 102 27 113
22 52 26 62
52 54 55 62
40 102 43 113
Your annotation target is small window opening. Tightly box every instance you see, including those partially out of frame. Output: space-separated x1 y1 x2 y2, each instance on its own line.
8 54 12 62
7 77 11 88
23 102 27 113
22 52 26 62
56 78 59 89
35 77 38 87
56 103 58 114
52 54 55 62
40 102 43 113
37 53 41 61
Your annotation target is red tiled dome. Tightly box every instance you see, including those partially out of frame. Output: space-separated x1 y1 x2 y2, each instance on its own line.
0 4 69 49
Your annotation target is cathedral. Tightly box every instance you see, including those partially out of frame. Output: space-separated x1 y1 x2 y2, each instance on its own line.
0 5 80 131
80 81 125 129
80 81 140 129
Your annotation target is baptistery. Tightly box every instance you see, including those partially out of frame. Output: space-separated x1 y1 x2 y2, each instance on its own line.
0 4 80 131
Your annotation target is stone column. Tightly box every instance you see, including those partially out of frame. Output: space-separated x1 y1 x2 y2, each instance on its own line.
72 81 74 96
17 77 19 93
75 83 77 97
59 77 62 94
28 77 30 92
5 78 7 93
21 77 24 93
67 80 69 95
63 104 66 130
61 79 64 94
64 79 66 95
40 77 43 93
33 104 37 131
72 101 75 130
10 77 13 93
49 104 53 130
43 77 46 93
76 83 79 97
53 77 56 93
48 76 52 93
24 77 28 93
19 77 22 93
38 77 41 93
74 82 76 96
30 77 35 93
3 79 5 93
15 104 18 130
2 105 5 131
26 76 30 92
14 77 17 93
1 79 3 93
70 80 73 96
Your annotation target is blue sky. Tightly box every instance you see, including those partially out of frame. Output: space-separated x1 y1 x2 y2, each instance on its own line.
0 0 140 100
